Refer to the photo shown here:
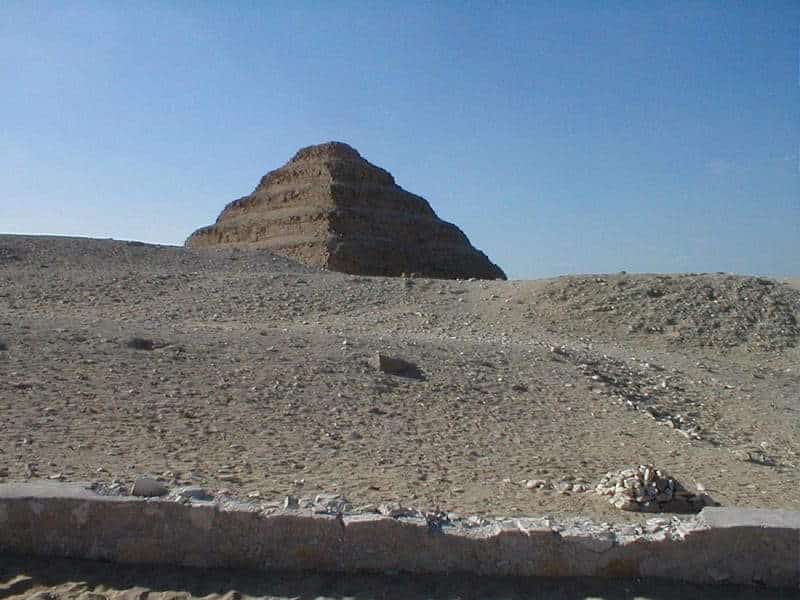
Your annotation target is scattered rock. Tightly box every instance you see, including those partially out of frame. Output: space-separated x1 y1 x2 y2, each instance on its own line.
464 515 490 528
91 481 127 496
536 274 800 350
555 481 572 493
313 493 351 513
745 450 778 467
525 479 547 490
283 495 299 509
378 502 418 518
564 350 704 441
0 246 21 262
131 477 168 497
174 487 212 502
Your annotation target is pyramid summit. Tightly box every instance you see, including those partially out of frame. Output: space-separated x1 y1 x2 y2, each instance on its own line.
186 142 506 280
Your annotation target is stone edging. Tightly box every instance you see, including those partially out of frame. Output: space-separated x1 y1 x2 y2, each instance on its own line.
0 482 798 589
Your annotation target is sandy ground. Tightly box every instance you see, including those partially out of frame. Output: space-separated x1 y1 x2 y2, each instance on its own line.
0 235 799 524
1 556 796 599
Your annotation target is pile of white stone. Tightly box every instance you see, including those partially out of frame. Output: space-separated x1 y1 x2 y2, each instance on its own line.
596 465 714 513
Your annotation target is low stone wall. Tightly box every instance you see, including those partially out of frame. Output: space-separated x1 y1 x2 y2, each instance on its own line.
0 482 797 589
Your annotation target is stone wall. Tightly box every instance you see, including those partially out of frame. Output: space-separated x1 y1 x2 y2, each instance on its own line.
1 482 797 588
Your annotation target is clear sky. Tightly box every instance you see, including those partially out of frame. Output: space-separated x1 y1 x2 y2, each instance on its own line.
2 2 798 279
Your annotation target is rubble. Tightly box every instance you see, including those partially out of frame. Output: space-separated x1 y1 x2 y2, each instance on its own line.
596 465 716 513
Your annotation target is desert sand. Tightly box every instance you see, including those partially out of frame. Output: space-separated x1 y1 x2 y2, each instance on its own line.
1 234 798 525
2 234 800 598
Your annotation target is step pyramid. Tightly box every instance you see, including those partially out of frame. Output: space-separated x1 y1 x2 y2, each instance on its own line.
186 142 506 280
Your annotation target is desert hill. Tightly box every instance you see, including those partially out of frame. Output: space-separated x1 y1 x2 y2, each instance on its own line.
533 273 800 351
186 142 506 280
1 234 798 523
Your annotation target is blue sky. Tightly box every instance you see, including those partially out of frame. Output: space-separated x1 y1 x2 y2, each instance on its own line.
2 2 798 278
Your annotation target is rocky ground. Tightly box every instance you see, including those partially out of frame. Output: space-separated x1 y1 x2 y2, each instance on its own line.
1 234 799 524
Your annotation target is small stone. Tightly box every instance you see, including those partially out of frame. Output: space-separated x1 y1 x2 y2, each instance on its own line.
313 493 351 513
284 495 299 509
126 337 158 351
175 487 212 501
314 493 340 504
646 518 669 531
613 497 638 511
378 502 416 518
131 477 168 497
369 352 420 377
465 515 489 528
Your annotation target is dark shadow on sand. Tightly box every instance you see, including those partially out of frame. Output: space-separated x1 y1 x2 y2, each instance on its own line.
1 556 796 600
